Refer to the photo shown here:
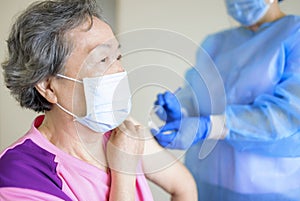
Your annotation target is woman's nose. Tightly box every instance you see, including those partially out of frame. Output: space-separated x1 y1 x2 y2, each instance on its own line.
108 59 125 74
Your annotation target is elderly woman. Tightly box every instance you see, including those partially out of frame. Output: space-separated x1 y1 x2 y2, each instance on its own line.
0 0 197 200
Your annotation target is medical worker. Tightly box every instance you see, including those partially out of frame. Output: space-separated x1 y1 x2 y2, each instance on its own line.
153 0 300 200
0 0 198 200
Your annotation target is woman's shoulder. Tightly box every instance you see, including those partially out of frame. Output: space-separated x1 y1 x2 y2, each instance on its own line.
0 139 60 184
0 138 72 200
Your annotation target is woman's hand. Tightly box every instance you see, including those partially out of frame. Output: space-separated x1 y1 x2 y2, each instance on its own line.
106 119 145 174
106 119 145 201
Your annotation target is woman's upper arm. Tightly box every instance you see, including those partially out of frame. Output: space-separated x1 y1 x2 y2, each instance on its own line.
142 131 197 199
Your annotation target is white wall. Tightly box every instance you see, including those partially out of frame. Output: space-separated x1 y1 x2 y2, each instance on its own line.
115 0 230 125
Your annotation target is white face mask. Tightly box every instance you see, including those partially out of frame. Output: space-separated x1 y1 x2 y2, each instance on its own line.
56 71 132 133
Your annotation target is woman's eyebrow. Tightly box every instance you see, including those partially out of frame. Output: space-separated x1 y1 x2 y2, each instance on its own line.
94 43 121 51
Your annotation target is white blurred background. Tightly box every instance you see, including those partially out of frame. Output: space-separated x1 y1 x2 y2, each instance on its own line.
1 0 299 200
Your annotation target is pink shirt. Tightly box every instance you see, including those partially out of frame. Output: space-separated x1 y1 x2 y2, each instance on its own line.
0 116 153 201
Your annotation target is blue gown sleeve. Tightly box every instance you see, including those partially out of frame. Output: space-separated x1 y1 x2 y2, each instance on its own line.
225 31 300 157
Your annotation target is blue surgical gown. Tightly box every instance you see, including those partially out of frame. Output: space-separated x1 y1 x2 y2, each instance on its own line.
179 15 300 201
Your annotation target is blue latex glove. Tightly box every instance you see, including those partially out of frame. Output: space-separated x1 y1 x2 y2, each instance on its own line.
154 91 181 122
151 116 211 150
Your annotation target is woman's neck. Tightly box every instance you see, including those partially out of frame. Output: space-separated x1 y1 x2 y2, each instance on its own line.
38 110 108 171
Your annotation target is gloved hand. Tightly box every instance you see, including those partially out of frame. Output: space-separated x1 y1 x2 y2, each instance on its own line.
154 91 181 122
151 116 211 150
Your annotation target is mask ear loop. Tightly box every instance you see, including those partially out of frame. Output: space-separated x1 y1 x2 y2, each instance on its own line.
56 102 79 121
55 74 82 121
56 73 108 167
56 74 107 167
56 74 83 83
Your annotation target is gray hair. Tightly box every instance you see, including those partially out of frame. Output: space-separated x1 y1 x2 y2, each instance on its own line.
2 0 104 112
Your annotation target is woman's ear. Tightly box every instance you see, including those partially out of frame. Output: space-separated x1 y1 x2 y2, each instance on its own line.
35 78 57 104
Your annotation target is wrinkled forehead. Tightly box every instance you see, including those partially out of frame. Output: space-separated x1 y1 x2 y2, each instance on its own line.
64 17 119 78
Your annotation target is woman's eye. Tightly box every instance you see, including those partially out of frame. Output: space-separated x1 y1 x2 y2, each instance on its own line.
116 54 122 60
100 57 107 63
